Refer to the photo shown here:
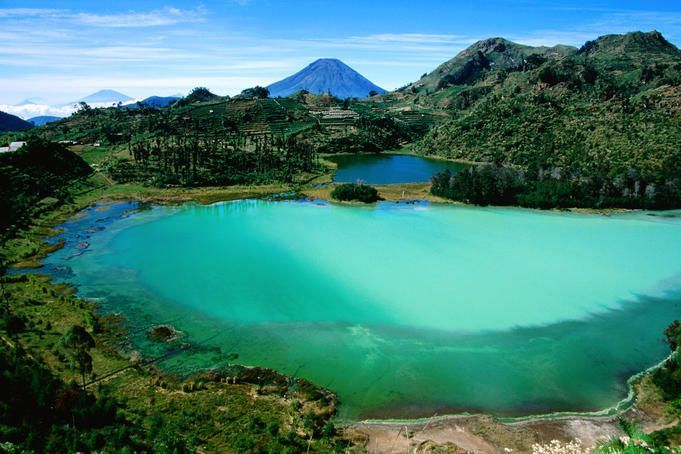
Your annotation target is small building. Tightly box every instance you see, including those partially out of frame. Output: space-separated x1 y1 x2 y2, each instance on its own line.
0 147 9 153
9 141 26 152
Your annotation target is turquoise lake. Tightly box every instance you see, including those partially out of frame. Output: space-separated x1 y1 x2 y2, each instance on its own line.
41 200 681 420
328 153 467 184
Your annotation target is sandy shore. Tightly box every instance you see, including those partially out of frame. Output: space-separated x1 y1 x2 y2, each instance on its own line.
346 375 676 452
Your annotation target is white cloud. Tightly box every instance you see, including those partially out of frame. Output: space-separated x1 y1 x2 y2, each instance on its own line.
0 103 77 119
352 33 472 44
0 6 206 28
0 8 62 18
73 7 206 28
512 9 681 47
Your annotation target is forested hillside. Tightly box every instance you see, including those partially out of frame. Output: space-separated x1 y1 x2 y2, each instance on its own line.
0 140 92 234
413 31 680 174
390 31 681 208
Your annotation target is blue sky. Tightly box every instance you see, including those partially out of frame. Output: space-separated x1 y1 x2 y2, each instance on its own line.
0 0 679 105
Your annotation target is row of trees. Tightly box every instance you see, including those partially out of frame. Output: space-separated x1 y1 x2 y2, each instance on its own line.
431 165 681 209
119 132 319 186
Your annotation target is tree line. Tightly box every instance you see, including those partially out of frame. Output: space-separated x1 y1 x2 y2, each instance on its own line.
116 132 319 186
431 164 681 209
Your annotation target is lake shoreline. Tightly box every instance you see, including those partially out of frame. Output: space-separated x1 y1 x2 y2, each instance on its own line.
3 178 679 451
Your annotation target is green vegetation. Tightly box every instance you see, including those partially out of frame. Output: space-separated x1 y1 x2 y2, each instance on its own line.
593 320 681 451
59 325 96 388
0 340 144 453
0 139 92 235
392 31 681 209
431 164 681 209
124 133 318 186
595 417 657 453
330 182 380 203
174 86 218 107
431 166 521 206
652 321 681 407
239 86 270 99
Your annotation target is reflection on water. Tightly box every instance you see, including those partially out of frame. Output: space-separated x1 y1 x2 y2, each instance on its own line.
328 153 468 184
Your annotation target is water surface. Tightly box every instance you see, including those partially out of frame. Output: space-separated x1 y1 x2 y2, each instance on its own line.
41 201 681 419
329 153 467 184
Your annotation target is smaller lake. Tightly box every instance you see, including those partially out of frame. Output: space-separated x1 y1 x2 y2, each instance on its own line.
329 153 468 184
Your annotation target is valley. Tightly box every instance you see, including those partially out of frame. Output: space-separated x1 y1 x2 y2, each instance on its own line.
1 28 680 453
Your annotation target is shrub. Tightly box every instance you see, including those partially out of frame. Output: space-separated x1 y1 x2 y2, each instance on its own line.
652 320 681 402
330 183 380 203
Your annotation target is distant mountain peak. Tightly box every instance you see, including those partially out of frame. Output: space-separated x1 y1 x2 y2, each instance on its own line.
16 98 44 106
309 58 344 66
268 59 386 99
77 89 133 104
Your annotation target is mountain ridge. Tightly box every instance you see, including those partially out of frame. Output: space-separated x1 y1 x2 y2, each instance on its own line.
0 111 33 132
75 89 133 105
409 30 677 94
28 116 62 126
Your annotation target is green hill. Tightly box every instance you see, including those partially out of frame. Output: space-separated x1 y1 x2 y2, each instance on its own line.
414 31 680 174
411 37 575 93
399 31 681 208
0 111 33 132
0 139 92 234
578 30 679 56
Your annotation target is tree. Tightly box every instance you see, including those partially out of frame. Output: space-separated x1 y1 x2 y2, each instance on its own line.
663 320 681 351
77 102 92 116
368 90 378 97
60 325 95 388
330 183 380 203
240 86 270 99
177 87 218 106
525 53 546 70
